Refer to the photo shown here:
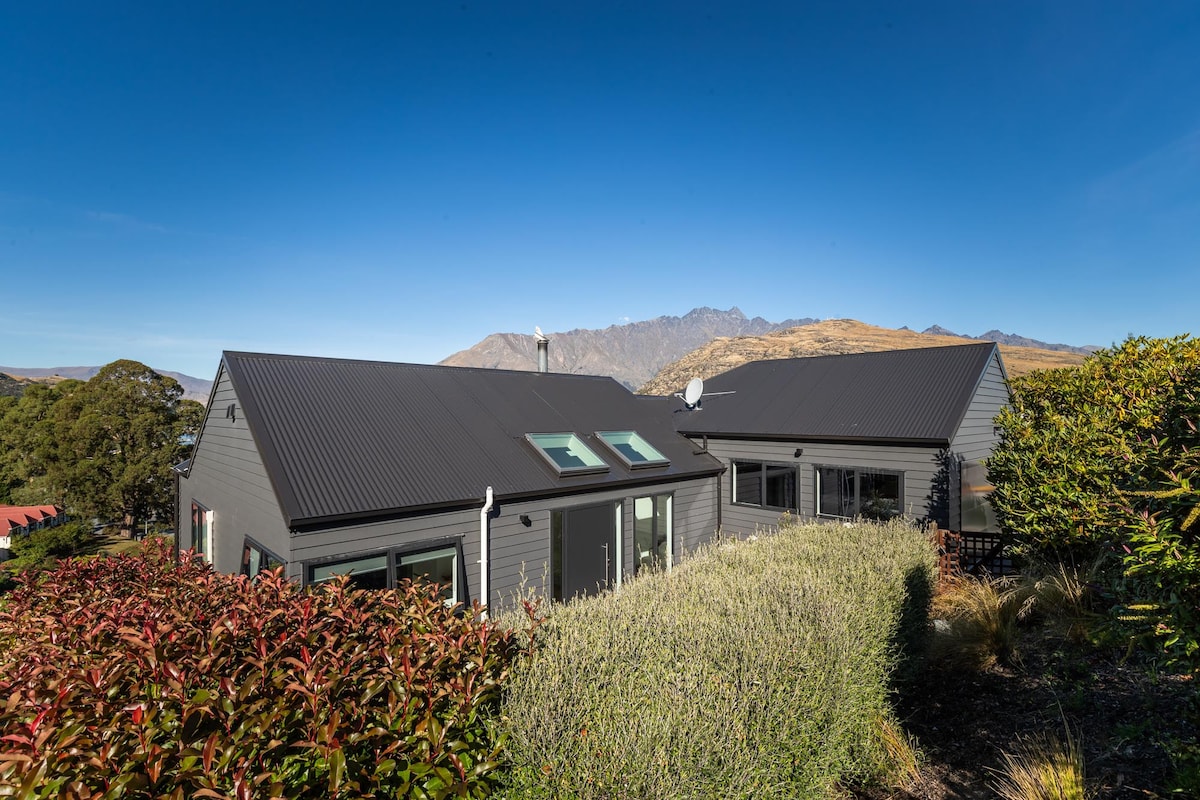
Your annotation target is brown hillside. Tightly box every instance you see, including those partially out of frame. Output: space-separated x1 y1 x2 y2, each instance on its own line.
637 319 1087 395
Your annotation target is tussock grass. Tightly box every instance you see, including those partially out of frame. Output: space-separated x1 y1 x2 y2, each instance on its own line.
991 726 1087 800
496 519 936 799
933 575 1028 668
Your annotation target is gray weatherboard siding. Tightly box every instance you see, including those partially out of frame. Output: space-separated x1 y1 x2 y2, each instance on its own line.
179 365 720 612
699 348 1009 536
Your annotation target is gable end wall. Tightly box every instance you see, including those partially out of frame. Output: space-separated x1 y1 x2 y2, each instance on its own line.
178 365 292 574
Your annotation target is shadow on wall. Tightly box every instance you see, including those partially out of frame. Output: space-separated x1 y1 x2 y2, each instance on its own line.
927 449 954 531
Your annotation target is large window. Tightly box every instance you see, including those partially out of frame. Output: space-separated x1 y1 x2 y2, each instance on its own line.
305 541 464 603
633 493 672 574
241 538 285 578
190 501 213 562
815 467 903 520
731 461 798 511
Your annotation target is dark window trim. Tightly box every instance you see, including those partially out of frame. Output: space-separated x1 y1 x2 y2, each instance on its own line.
813 465 905 520
241 536 286 577
729 460 800 512
190 499 212 558
301 536 468 604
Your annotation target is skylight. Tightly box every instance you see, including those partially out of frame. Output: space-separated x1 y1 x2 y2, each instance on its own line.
596 431 670 469
526 433 610 476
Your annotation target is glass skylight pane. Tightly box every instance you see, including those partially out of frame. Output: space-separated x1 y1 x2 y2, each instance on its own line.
596 431 669 468
527 433 609 475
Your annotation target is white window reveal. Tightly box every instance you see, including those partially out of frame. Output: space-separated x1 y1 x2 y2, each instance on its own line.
396 545 459 606
190 501 214 563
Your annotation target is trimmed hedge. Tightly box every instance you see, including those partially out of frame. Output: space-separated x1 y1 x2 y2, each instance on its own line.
496 518 937 799
0 539 526 799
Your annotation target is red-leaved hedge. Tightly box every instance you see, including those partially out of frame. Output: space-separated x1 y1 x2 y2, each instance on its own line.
0 539 528 799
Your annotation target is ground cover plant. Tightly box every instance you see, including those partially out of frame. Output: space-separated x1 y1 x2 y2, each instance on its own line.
496 518 937 799
0 539 526 799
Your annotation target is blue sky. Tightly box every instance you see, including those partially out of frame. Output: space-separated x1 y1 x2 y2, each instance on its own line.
3 2 1198 379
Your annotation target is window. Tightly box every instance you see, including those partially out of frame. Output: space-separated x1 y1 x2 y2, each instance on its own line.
595 431 669 469
310 553 389 590
633 493 672 574
815 467 903 520
731 461 798 511
190 501 213 562
526 433 609 476
304 541 465 603
396 545 459 605
241 539 285 578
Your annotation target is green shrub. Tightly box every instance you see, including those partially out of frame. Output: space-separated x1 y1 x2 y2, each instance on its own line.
0 538 527 798
988 335 1200 670
495 518 937 799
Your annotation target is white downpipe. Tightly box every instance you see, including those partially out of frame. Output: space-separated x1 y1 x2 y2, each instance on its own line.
479 486 494 618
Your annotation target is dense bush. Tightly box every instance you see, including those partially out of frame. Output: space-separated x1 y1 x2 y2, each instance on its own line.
495 519 936 799
0 539 526 798
987 335 1200 667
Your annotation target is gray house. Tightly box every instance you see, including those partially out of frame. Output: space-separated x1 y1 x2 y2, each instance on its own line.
176 352 724 611
669 342 1009 536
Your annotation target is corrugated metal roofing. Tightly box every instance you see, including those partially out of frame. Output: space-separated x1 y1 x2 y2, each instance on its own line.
221 352 724 528
673 343 1000 445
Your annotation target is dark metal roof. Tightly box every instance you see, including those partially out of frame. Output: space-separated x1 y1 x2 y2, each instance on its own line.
220 352 724 528
673 343 1001 446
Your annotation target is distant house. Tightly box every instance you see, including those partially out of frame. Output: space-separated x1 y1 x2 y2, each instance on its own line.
0 505 68 560
175 352 724 611
668 343 1009 535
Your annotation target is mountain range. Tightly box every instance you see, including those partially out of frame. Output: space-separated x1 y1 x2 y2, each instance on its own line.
5 307 1100 404
439 307 818 390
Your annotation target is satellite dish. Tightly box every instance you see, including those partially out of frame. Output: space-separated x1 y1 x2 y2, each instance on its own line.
675 376 736 410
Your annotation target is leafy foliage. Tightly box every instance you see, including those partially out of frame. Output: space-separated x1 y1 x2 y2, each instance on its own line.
987 335 1200 668
496 519 936 798
0 539 527 798
0 361 204 535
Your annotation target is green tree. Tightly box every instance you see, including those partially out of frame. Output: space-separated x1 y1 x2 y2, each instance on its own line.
32 361 200 538
0 381 80 506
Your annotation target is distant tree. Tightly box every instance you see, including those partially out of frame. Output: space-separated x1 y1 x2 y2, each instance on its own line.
29 361 200 538
0 382 79 506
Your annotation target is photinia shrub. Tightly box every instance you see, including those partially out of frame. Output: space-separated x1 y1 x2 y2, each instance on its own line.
0 539 529 798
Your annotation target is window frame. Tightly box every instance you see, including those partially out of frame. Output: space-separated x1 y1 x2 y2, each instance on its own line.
730 460 799 512
594 431 670 469
190 500 213 563
632 492 674 575
525 432 610 476
241 536 286 578
814 465 905 521
302 537 467 604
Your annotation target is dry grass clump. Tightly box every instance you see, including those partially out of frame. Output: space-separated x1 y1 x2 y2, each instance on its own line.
495 518 936 799
933 575 1028 668
991 726 1087 800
